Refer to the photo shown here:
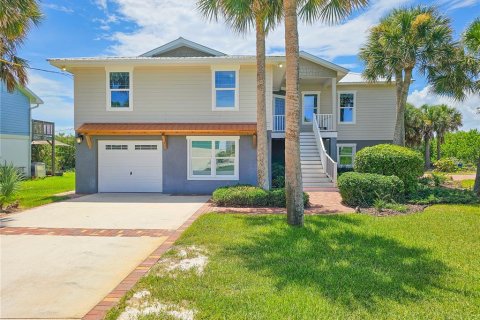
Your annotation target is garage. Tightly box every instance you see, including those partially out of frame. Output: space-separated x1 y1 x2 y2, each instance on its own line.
98 140 163 192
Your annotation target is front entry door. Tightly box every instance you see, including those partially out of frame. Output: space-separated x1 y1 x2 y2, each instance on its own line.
302 92 320 124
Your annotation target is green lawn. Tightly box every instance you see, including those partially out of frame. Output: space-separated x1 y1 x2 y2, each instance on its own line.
107 204 480 320
17 172 75 208
460 179 475 190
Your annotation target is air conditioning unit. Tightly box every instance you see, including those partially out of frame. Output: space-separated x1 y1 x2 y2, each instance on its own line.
31 162 46 178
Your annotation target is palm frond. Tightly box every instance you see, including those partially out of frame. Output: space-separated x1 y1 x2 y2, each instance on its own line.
299 0 369 25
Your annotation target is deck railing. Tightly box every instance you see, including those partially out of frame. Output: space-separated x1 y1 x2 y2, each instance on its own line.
316 114 334 131
313 115 337 185
273 115 285 132
273 113 334 132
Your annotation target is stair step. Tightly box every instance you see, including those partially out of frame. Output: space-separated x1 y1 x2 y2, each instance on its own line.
302 173 328 178
304 183 335 188
302 169 325 174
302 178 332 183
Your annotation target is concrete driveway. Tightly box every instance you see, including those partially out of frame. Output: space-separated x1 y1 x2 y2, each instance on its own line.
0 193 209 319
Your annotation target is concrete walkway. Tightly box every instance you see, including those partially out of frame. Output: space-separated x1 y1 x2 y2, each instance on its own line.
0 193 209 320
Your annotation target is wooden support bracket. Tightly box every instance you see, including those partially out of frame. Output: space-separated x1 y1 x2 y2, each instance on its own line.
162 135 168 150
85 135 93 149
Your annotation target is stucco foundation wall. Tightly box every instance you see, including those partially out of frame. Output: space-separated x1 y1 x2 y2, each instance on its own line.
75 135 257 194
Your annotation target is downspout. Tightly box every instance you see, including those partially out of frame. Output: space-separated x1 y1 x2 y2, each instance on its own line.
29 104 40 177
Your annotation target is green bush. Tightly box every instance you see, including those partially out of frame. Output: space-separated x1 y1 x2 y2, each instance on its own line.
431 172 447 187
271 163 285 188
407 185 479 205
354 144 424 193
212 185 309 208
0 162 24 210
433 157 458 172
338 172 405 207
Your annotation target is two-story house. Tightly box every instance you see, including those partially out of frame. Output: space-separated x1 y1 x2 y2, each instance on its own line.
0 82 44 176
49 37 395 194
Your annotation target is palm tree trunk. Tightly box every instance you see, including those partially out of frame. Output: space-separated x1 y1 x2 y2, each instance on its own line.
284 0 304 226
474 156 480 197
393 68 413 146
255 17 269 190
425 136 431 170
436 135 442 160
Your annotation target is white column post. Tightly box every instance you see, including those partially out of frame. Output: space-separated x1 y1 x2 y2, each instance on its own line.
331 77 337 131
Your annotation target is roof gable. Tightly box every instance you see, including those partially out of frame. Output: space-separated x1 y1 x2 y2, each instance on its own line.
140 37 226 58
299 51 349 75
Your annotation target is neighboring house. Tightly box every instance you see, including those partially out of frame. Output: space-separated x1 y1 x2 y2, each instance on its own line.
49 37 395 194
0 82 43 176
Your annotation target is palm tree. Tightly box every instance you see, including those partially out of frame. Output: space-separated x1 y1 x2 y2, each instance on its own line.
404 103 424 148
420 104 437 170
197 0 282 191
360 6 456 146
282 0 368 226
434 104 462 160
0 0 42 92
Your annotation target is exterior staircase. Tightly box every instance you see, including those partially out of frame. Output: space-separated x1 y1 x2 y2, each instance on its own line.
300 132 335 188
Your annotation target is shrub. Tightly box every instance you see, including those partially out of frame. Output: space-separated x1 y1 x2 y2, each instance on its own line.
433 157 458 172
0 162 24 210
337 172 404 207
431 172 447 187
212 185 309 208
271 163 285 188
354 144 424 193
407 185 479 205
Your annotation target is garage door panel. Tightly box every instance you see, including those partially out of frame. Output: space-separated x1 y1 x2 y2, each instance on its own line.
98 140 163 193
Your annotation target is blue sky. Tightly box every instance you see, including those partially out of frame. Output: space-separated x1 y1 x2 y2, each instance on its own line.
20 0 480 134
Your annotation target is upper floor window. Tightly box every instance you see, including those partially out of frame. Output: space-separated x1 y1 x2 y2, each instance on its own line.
338 91 356 124
107 68 132 111
212 67 239 111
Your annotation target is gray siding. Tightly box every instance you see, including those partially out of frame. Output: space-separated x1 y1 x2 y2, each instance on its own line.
299 58 337 79
153 46 215 57
337 85 396 140
75 135 257 194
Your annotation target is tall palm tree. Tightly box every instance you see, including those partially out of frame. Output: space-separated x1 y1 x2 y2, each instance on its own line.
360 6 455 146
282 0 368 226
197 0 282 191
420 104 437 170
434 104 462 160
0 0 42 91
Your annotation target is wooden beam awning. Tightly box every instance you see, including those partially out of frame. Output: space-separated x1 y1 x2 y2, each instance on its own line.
76 123 257 136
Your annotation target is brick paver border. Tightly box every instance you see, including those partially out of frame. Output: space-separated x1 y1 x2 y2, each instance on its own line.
81 202 212 320
0 227 174 238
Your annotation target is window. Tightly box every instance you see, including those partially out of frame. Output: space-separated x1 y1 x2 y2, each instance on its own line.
338 91 356 124
302 92 320 124
135 144 158 150
106 68 133 111
337 144 356 168
212 67 239 111
105 144 128 150
187 137 239 180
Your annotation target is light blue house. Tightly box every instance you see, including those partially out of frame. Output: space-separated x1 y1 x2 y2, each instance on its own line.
0 82 43 176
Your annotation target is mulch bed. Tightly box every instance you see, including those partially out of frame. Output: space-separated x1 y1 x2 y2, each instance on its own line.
357 204 428 217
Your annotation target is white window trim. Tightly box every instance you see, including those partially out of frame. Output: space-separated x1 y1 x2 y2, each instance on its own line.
106 67 133 111
338 91 356 124
337 143 357 168
186 136 240 180
301 91 321 124
211 66 240 111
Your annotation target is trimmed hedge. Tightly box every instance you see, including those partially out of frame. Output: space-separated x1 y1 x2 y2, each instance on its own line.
212 185 309 208
354 144 423 193
338 172 405 207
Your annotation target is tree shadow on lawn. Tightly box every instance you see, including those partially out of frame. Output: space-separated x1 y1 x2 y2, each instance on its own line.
224 214 450 312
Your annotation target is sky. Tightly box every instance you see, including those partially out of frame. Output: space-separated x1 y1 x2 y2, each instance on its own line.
19 0 480 134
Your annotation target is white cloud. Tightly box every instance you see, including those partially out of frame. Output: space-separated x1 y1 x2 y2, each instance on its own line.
408 86 480 131
27 72 74 134
43 3 73 13
436 0 480 11
99 0 411 59
93 0 108 10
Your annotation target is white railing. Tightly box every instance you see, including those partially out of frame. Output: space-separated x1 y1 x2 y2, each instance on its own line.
313 115 337 185
316 114 334 131
273 115 285 132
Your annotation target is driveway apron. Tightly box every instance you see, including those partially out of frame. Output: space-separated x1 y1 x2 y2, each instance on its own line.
0 193 209 319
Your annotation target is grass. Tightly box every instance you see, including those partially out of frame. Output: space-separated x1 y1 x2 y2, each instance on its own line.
17 172 75 208
459 179 475 190
107 204 480 320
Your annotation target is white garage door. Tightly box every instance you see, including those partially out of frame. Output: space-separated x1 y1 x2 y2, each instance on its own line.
98 140 163 192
